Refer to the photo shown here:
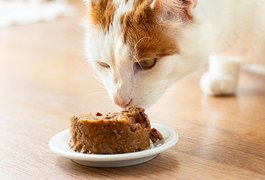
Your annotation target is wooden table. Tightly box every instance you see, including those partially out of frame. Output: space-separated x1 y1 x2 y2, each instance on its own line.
1 2 265 179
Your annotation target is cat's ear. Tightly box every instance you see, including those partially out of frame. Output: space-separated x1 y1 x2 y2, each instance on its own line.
151 0 197 22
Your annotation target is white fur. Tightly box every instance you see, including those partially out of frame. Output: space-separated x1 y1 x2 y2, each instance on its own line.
84 1 135 107
85 0 265 108
200 56 240 96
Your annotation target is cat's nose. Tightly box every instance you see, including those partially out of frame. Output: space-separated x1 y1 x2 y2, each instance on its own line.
114 96 132 108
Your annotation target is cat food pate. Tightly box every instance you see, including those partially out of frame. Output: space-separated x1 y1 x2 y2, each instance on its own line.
69 106 163 154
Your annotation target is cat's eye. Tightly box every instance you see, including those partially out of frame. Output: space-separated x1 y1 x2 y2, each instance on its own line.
97 62 110 68
135 58 157 70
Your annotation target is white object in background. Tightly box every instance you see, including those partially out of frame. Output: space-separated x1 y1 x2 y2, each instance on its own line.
200 56 240 96
0 0 74 27
243 64 265 76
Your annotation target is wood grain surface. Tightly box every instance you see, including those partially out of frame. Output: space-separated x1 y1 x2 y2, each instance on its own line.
1 1 265 180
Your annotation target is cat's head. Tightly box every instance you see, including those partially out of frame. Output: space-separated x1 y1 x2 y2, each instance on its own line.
84 0 202 108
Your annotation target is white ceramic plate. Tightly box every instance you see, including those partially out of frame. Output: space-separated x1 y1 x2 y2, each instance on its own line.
49 123 179 168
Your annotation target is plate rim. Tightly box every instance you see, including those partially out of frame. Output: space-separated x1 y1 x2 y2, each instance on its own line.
49 123 179 162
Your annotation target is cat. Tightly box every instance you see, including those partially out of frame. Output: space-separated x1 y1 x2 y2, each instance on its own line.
83 0 265 108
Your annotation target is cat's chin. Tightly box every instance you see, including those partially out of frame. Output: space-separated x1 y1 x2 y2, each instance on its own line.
128 103 149 110
125 98 158 110
112 100 150 110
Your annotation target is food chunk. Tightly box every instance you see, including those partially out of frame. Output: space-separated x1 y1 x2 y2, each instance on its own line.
149 128 164 143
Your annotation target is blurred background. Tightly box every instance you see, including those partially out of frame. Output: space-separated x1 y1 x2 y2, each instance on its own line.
0 0 111 117
0 0 74 27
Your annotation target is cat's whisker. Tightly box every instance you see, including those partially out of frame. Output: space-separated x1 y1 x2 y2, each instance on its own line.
92 74 103 84
132 55 141 71
132 36 150 71
133 36 150 55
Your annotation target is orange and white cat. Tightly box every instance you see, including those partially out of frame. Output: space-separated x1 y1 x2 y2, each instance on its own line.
83 0 265 108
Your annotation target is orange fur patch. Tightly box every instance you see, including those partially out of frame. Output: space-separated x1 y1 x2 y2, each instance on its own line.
121 1 179 60
90 0 116 32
